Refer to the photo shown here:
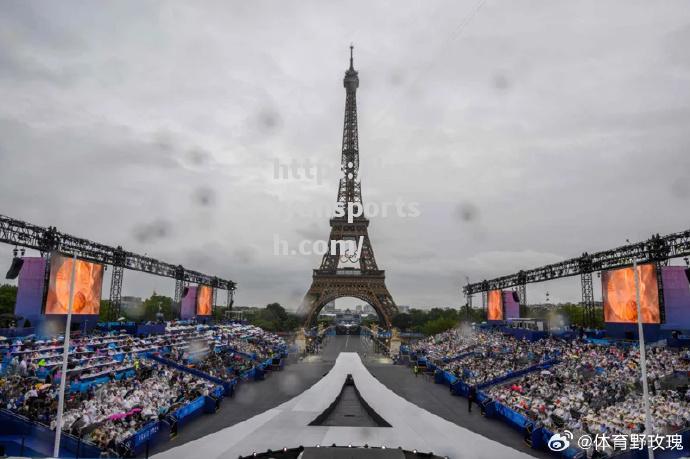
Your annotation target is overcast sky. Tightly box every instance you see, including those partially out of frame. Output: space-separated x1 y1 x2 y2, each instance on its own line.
1 1 689 310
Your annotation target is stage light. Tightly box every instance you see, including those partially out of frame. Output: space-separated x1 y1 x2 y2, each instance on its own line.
413 449 417 454
316 445 320 448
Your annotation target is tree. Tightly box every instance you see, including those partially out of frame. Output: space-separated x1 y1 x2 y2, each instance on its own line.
0 284 18 316
422 316 457 336
266 303 288 322
391 313 412 330
248 303 300 332
141 293 174 321
99 300 110 321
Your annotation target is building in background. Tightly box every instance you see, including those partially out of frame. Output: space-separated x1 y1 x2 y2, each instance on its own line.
323 301 336 313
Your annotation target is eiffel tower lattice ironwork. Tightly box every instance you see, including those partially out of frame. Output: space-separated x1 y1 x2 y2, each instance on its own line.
298 46 398 328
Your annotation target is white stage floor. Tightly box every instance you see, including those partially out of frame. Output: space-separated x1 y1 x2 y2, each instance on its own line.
153 353 535 459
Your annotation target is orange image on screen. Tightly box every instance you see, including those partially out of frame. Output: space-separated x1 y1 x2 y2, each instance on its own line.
197 285 213 316
603 264 660 323
487 289 503 320
45 254 104 315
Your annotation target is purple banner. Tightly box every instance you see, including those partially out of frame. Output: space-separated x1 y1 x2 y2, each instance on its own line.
14 257 47 319
503 291 520 320
180 286 197 320
661 266 690 330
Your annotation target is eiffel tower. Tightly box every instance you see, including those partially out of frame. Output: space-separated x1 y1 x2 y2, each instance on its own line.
298 46 397 328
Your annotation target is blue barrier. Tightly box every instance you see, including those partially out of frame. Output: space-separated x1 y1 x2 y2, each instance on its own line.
170 395 219 430
490 400 531 433
271 356 284 370
171 396 205 424
240 367 256 380
254 365 265 380
0 409 102 458
121 420 171 457
434 369 458 386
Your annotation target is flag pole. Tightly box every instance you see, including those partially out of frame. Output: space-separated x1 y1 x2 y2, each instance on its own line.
633 259 654 459
53 253 77 458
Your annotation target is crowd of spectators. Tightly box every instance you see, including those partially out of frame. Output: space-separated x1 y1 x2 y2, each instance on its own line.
0 321 286 455
412 329 561 385
486 340 690 442
412 328 690 454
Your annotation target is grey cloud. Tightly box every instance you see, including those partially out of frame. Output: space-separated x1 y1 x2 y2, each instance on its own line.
1 1 689 309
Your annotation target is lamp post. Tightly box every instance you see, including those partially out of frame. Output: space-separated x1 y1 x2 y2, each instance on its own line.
53 253 77 458
632 259 654 459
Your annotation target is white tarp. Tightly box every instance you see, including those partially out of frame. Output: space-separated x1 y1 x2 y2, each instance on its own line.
154 353 534 459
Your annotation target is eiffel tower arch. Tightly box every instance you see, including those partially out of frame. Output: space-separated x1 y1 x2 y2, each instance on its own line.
297 46 398 329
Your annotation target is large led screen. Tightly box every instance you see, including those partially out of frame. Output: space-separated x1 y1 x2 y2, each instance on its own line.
45 254 104 315
503 291 520 320
602 264 660 324
180 286 196 320
487 289 503 321
196 285 213 316
661 266 690 330
14 257 47 318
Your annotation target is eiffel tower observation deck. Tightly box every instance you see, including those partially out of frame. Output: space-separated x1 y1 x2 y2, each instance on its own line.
298 46 398 329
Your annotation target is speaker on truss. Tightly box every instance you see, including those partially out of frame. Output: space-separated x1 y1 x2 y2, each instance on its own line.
182 286 189 297
5 257 24 280
512 291 520 303
684 267 690 284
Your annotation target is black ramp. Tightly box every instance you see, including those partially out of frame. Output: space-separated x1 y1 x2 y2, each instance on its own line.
310 374 391 427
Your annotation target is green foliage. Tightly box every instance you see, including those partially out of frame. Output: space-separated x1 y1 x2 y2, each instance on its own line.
524 303 605 329
99 300 110 321
422 316 458 336
0 284 18 316
392 307 462 336
140 293 175 321
249 303 299 332
212 305 227 321
391 312 412 330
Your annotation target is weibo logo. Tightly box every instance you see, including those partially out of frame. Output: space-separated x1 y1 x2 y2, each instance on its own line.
547 430 573 452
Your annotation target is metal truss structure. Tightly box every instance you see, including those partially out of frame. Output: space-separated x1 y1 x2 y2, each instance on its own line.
463 231 690 326
1 214 236 319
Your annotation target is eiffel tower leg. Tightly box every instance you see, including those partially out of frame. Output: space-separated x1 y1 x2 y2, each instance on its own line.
298 275 397 329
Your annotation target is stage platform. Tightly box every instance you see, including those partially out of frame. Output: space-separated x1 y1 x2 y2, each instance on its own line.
153 352 534 459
